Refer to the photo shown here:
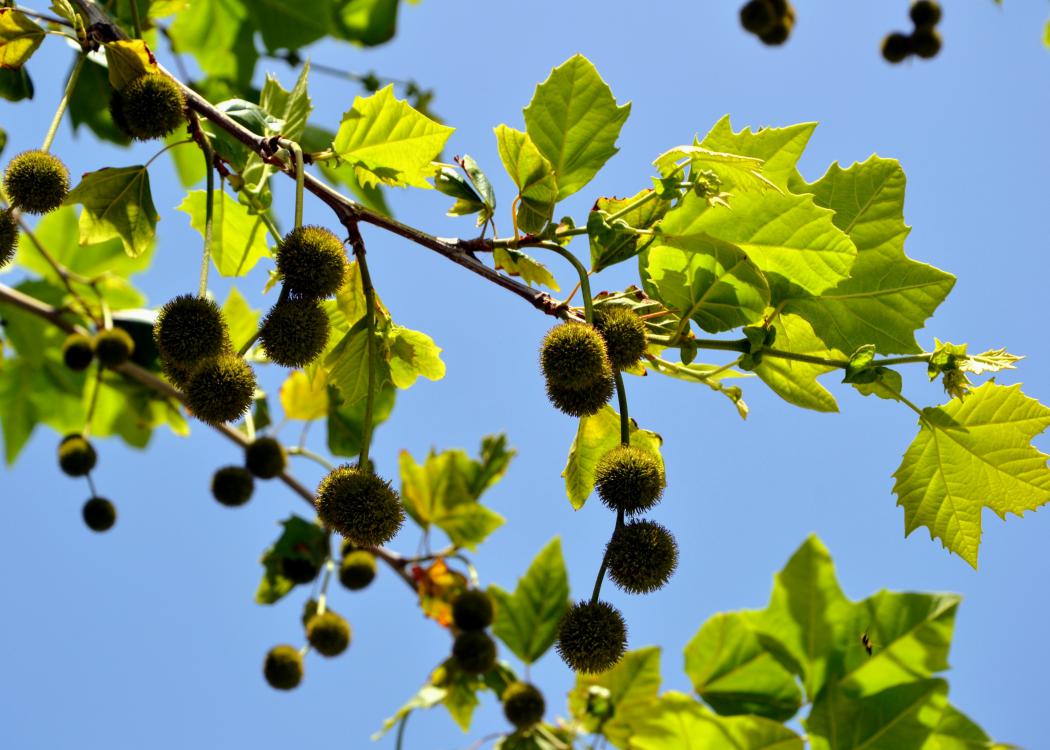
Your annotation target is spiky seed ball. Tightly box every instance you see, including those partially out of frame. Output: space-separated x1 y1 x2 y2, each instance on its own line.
452 589 494 632
263 645 303 690
502 682 545 729
546 375 614 418
116 73 185 141
82 497 116 532
315 465 405 546
211 466 254 507
0 208 16 269
58 434 97 477
556 601 627 674
184 355 256 425
594 307 647 370
62 333 94 372
340 538 357 558
339 550 377 591
306 611 352 657
93 327 135 368
540 323 611 390
911 26 941 59
275 225 348 300
594 445 665 516
154 294 229 367
910 0 941 28
3 150 70 214
245 436 287 479
281 556 320 584
259 297 330 368
605 520 679 594
882 32 913 63
758 17 792 45
739 0 776 34
452 630 497 675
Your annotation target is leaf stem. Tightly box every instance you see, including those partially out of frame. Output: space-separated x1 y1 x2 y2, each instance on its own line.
537 242 593 323
348 224 377 470
589 507 623 605
127 0 142 38
394 712 411 750
12 7 72 26
316 558 335 615
603 189 658 224
82 364 104 437
614 371 630 447
198 138 215 297
280 139 305 230
287 445 335 472
42 52 85 153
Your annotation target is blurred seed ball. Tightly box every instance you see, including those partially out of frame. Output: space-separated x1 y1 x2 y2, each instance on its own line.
108 90 130 137
154 294 229 367
315 465 405 547
452 589 494 631
594 445 665 516
275 225 348 300
594 307 647 370
263 645 303 690
184 354 257 425
3 150 70 215
605 520 679 594
881 32 913 64
93 327 135 368
545 373 614 418
160 356 195 390
211 465 254 507
502 682 545 730
540 322 612 390
556 601 627 674
259 297 330 368
62 333 95 372
281 555 320 584
339 550 377 591
0 208 16 269
245 436 287 479
305 611 352 657
758 16 792 46
340 538 357 558
739 0 776 34
451 630 497 675
82 497 116 532
58 433 97 477
911 26 942 59
909 0 941 28
116 73 186 141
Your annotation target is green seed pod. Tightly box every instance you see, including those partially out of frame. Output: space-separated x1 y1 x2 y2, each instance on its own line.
211 465 254 507
82 496 116 532
556 600 627 674
502 682 545 729
245 436 287 479
116 73 186 141
154 294 229 367
281 556 320 584
58 433 97 477
184 355 256 425
452 589 494 632
305 611 352 657
339 550 377 591
452 630 497 675
3 150 70 214
739 0 776 34
263 645 303 690
0 208 16 269
93 327 135 368
909 0 941 28
546 375 614 418
594 445 665 516
275 225 348 300
62 333 94 372
259 297 330 368
594 307 647 370
605 520 679 594
881 32 913 64
315 465 405 547
758 16 792 46
540 322 611 390
911 26 941 59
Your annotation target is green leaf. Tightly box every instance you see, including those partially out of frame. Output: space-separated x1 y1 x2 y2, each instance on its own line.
0 8 45 69
807 680 948 750
256 515 329 605
489 537 569 664
221 286 259 353
494 125 558 234
303 124 391 216
103 40 155 91
387 325 445 388
334 0 399 46
279 370 328 421
69 58 132 146
699 116 817 190
89 374 188 447
326 381 396 458
64 166 159 257
921 704 1016 750
753 313 839 412
568 647 661 745
15 205 150 280
522 54 630 200
252 0 332 51
493 246 558 291
372 683 447 740
325 317 392 405
177 189 271 277
0 65 33 101
892 382 1050 568
562 405 664 510
332 85 454 189
589 190 670 272
168 0 257 87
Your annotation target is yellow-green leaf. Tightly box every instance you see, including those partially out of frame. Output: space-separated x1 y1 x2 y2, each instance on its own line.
177 189 270 277
103 40 156 91
494 125 558 234
280 369 328 421
64 166 159 257
0 9 45 69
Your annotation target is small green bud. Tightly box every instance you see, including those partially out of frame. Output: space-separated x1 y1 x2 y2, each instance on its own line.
211 466 254 507
116 73 186 141
594 445 665 516
245 436 287 479
62 333 94 372
58 434 97 477
605 520 679 594
259 297 330 368
452 630 497 675
315 465 405 547
82 496 116 532
502 682 545 729
184 355 256 425
93 327 135 368
339 550 377 591
556 600 627 674
452 589 494 631
594 306 647 370
305 611 352 657
275 226 348 300
3 150 70 214
263 645 303 690
0 208 16 269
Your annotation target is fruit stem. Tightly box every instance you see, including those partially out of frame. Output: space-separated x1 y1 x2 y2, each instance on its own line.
42 52 85 153
614 371 630 447
537 241 593 324
589 507 624 605
128 0 143 38
287 445 335 471
198 138 215 297
280 139 305 231
394 712 411 750
86 471 98 498
348 223 377 470
83 364 103 438
316 557 334 616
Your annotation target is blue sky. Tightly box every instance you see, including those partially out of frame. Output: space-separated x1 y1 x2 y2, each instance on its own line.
1 1 1048 748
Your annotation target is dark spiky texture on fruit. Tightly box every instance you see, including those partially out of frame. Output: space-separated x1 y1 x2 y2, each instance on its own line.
117 73 186 141
452 589 495 632
58 434 97 477
306 611 352 657
540 323 612 390
452 630 497 675
909 0 941 28
211 466 254 507
502 682 545 729
259 297 330 367
758 17 792 45
264 645 303 690
546 375 614 418
605 520 679 594
594 445 665 516
93 327 135 368
594 307 647 370
245 436 287 479
339 550 377 591
160 356 195 390
275 225 348 300
340 538 357 558
154 294 229 367
0 208 16 269
184 355 256 425
281 556 320 584
82 497 116 532
739 0 776 34
62 333 94 372
3 150 70 215
315 465 405 546
911 26 941 58
882 33 913 63
556 601 627 674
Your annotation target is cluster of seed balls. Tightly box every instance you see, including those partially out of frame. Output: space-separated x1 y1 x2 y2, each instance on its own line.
739 0 796 46
264 602 353 691
883 1 943 63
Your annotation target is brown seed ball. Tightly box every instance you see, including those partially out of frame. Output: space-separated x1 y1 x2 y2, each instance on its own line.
275 225 348 300
452 589 495 631
452 630 497 675
315 465 404 547
154 294 229 367
556 600 627 674
82 497 116 532
116 73 186 141
62 333 95 372
882 32 913 64
502 682 545 729
594 445 665 516
58 433 97 477
211 466 254 507
0 208 17 269
259 297 330 368
339 550 377 591
3 150 70 214
184 355 256 425
540 322 612 390
594 306 647 370
305 611 352 657
263 645 303 690
244 436 287 479
605 520 679 594
93 327 135 368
